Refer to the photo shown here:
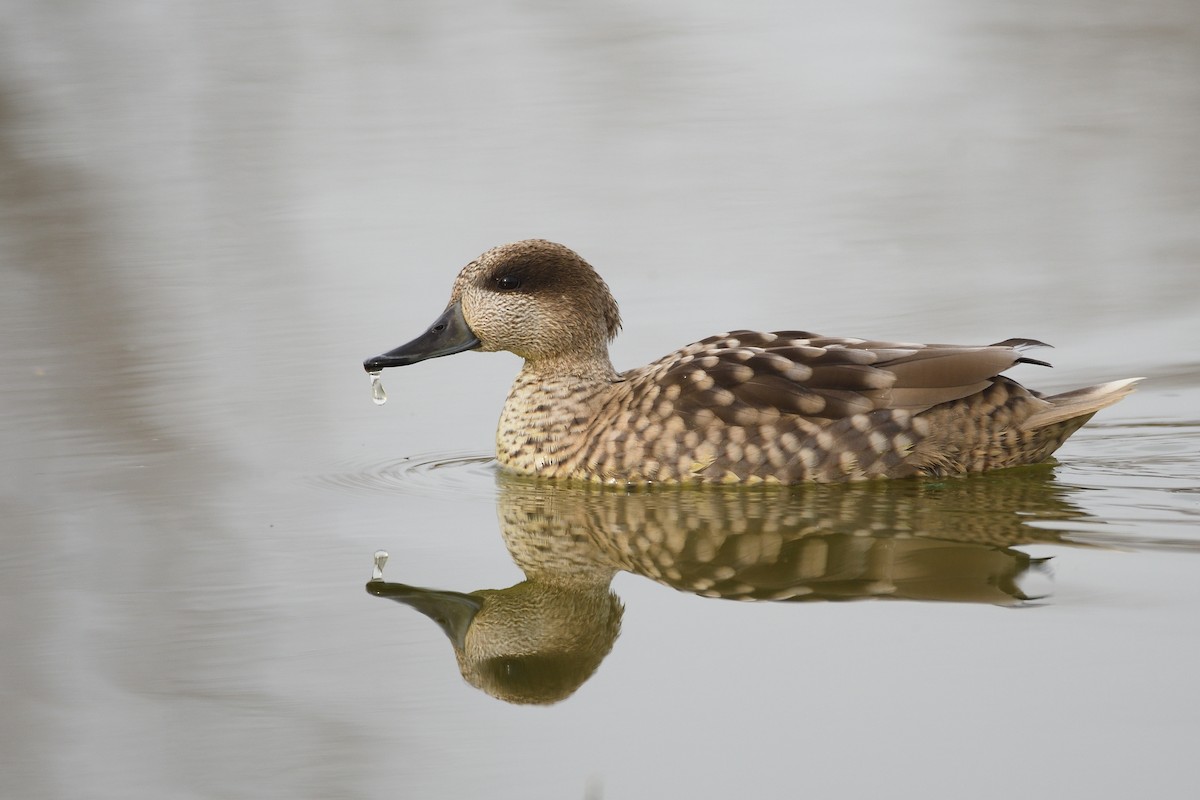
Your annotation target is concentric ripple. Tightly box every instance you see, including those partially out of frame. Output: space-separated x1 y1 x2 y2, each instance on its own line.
310 450 499 500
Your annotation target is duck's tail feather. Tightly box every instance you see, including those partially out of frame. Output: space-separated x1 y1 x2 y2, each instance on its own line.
1024 377 1143 430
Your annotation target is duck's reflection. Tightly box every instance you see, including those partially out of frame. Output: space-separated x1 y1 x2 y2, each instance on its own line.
368 465 1085 704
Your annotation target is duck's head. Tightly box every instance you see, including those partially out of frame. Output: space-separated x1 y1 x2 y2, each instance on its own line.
364 239 621 372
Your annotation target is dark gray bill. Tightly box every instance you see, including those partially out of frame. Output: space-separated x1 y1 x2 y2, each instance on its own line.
366 581 483 650
363 301 480 372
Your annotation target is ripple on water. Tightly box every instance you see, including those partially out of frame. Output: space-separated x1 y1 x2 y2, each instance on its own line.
1067 420 1200 480
309 450 499 500
1046 419 1200 550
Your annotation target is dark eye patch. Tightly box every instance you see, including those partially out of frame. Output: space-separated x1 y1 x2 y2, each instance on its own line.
481 254 559 293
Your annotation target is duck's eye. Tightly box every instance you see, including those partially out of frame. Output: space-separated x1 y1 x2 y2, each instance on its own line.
496 275 522 291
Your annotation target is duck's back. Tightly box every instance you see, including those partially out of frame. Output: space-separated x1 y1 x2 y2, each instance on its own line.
528 331 1137 484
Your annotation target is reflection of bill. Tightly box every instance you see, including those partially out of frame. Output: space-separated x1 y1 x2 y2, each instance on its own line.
367 466 1086 705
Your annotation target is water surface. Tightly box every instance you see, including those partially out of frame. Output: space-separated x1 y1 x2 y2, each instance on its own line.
3 2 1199 799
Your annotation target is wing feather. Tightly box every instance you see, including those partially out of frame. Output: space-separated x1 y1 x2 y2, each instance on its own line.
638 331 1050 424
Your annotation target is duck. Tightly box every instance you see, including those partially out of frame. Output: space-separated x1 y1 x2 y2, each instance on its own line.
364 239 1140 485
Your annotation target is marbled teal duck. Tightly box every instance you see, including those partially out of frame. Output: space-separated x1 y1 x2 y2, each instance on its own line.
364 240 1140 484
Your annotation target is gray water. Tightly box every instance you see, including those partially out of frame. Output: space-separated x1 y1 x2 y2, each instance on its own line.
3 2 1199 798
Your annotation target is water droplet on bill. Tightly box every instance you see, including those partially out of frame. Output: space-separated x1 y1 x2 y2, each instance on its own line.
368 371 387 405
372 550 389 580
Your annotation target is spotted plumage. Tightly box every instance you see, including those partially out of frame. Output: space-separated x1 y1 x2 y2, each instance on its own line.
365 239 1140 485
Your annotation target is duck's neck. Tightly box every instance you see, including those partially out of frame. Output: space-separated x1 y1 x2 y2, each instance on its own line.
495 352 619 476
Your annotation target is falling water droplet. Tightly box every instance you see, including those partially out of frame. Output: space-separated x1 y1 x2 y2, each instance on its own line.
372 550 389 580
368 371 387 405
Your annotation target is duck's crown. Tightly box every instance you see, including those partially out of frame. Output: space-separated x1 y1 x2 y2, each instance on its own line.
451 239 621 361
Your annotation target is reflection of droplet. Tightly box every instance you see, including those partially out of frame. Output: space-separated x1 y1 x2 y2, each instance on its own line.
369 371 387 405
372 550 389 580
1014 556 1054 602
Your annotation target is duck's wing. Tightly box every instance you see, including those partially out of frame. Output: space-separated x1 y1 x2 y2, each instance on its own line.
639 330 1050 424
